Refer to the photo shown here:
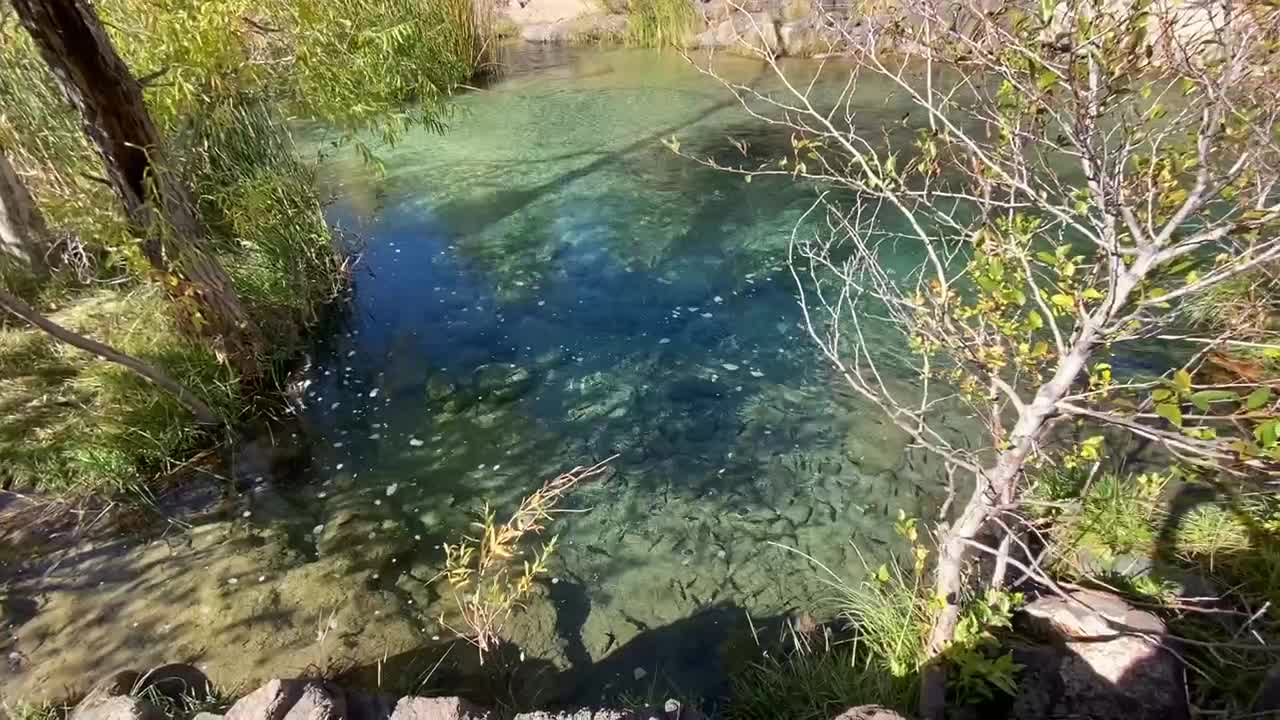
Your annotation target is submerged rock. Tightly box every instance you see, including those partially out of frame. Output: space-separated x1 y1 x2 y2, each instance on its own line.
473 363 534 403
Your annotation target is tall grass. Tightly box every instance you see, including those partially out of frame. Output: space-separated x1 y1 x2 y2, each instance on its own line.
726 637 918 720
178 96 344 357
626 0 697 48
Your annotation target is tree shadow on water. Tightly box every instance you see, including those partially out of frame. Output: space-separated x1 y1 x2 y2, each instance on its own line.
334 601 789 718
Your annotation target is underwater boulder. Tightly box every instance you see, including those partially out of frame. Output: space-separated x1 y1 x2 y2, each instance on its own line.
473 363 534 403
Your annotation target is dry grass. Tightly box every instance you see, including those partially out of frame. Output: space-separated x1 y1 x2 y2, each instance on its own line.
437 457 615 660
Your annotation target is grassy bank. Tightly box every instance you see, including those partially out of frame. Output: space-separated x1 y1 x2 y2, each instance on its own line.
0 288 239 499
0 0 493 501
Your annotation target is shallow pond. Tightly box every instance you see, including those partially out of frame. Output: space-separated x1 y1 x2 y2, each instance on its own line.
2 46 966 710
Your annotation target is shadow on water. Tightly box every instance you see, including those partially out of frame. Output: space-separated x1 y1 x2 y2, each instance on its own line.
333 600 790 715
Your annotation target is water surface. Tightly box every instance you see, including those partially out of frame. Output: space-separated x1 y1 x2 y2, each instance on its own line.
301 46 953 696
2 46 962 709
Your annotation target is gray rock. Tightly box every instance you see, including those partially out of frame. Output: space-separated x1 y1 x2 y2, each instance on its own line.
712 12 780 55
71 696 163 720
426 374 458 403
225 679 309 720
193 714 226 720
1011 589 1188 720
282 683 346 720
473 363 533 403
520 22 571 43
831 707 911 720
389 697 491 720
511 704 703 720
778 18 838 56
69 671 157 720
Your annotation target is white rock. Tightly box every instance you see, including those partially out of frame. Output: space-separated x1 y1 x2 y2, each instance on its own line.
368 388 379 398
408 437 424 447
658 338 671 344
722 363 740 371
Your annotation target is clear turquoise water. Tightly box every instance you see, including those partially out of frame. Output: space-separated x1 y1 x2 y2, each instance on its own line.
298 45 957 702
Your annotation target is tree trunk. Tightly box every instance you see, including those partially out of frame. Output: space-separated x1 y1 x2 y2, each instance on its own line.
0 288 220 425
8 0 264 378
0 150 53 280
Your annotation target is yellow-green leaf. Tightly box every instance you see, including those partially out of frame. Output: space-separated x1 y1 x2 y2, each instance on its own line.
1156 402 1183 427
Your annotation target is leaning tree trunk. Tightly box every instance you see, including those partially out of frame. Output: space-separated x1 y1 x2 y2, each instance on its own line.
0 149 53 280
8 0 263 378
0 288 220 425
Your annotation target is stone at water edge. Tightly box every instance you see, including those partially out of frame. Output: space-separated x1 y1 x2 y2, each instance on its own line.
282 683 346 720
831 707 911 720
224 679 308 720
389 696 492 720
70 696 164 720
1010 588 1188 720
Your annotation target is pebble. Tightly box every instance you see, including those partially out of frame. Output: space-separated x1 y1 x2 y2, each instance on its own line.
658 338 671 344
701 312 713 318
714 295 723 303
336 463 344 471
409 437 424 447
750 370 765 378
722 363 740 371
369 433 381 440
633 668 648 681
368 389 379 398
386 483 399 496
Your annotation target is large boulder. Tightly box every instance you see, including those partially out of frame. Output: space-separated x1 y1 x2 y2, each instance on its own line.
778 18 839 56
1011 589 1188 720
712 12 780 55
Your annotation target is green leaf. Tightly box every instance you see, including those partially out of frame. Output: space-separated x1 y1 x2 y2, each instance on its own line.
1156 403 1183 427
1255 420 1279 448
1035 251 1057 264
1026 311 1043 331
1245 387 1273 411
1190 389 1238 412
876 564 891 583
1081 287 1104 300
1152 388 1174 402
1173 369 1192 394
1050 293 1074 309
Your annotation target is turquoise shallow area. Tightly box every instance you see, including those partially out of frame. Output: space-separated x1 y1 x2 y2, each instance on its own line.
298 46 958 700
